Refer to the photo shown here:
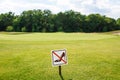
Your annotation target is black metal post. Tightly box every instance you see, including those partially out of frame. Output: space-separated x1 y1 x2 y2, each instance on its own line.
59 66 61 75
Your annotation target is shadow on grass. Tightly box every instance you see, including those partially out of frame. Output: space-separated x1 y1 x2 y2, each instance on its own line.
0 32 32 35
59 66 72 80
60 74 72 80
59 74 64 80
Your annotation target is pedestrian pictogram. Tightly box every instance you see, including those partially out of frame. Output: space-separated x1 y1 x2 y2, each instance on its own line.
51 49 68 66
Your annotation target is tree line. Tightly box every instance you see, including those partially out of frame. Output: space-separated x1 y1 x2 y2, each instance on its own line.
0 9 120 32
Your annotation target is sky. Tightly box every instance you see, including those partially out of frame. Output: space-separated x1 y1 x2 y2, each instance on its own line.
0 0 120 19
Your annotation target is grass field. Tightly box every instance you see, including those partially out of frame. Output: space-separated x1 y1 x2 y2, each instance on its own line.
0 32 120 80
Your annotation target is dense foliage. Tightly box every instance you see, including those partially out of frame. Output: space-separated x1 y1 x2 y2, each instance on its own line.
0 9 120 32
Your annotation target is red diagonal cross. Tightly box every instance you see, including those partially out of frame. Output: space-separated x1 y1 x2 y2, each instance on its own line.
53 51 67 64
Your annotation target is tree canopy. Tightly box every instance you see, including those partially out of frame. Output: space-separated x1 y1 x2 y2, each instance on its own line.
0 9 120 32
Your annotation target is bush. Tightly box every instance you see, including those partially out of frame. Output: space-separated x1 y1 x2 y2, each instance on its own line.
21 27 26 32
6 26 13 32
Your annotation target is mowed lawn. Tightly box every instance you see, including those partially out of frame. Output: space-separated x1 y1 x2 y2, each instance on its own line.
0 32 120 80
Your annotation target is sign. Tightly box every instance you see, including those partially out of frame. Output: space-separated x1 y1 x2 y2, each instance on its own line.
51 49 68 66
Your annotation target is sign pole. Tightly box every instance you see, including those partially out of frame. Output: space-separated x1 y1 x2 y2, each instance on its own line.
59 66 61 75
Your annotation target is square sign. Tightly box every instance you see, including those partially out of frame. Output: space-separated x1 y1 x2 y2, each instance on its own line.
51 49 68 66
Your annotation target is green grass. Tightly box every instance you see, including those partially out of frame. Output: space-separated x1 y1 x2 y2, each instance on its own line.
0 32 120 80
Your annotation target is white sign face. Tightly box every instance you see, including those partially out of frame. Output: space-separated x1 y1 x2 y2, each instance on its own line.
51 49 68 66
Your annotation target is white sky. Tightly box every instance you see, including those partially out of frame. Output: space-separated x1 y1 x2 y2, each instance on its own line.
0 0 120 19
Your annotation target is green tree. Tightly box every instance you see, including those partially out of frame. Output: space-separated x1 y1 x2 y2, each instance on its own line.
0 12 15 31
104 17 116 31
116 18 120 29
42 9 55 32
0 9 119 32
56 10 85 32
83 14 104 32
18 9 44 32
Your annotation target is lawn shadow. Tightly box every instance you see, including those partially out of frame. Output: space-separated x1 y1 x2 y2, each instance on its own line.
59 74 64 80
